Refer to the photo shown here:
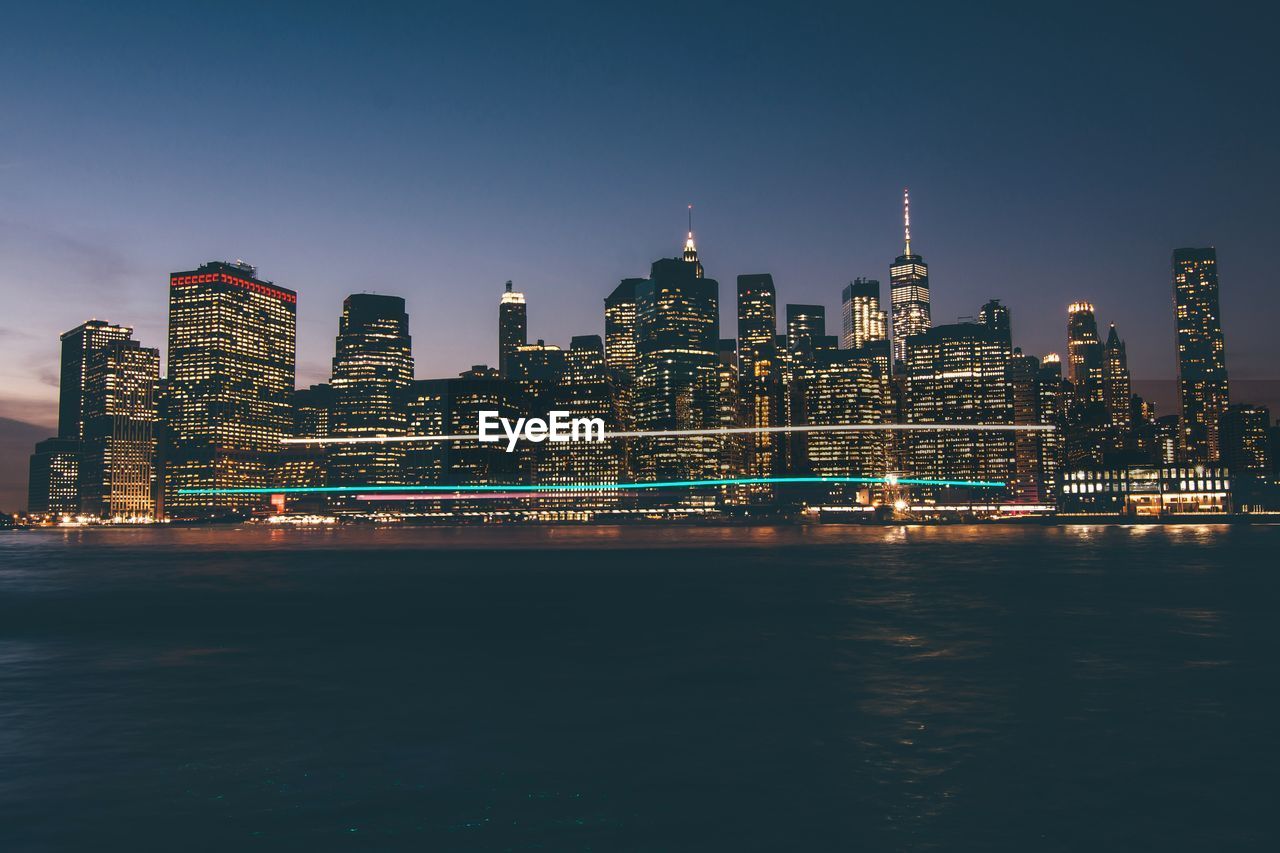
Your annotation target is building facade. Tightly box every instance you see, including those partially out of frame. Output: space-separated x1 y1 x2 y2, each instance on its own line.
1172 247 1230 462
889 189 931 368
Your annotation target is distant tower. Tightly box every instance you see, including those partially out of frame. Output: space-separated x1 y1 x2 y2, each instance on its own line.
1066 302 1103 401
498 280 528 378
889 189 931 369
841 278 887 351
58 320 132 440
1172 248 1229 462
683 204 703 275
1103 323 1131 426
977 299 1012 349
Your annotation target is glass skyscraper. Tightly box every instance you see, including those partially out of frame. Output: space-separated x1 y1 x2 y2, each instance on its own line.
1172 247 1230 462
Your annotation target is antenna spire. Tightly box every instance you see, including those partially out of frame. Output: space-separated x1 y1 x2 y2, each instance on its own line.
683 203 698 265
903 188 912 256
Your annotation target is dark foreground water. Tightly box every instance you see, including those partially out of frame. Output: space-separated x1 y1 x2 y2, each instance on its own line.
1 524 1278 851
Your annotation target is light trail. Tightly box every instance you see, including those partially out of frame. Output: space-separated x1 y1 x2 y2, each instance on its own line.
280 422 1055 446
178 475 1005 496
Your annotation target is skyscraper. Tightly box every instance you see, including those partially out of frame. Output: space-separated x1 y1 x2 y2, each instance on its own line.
889 189 931 368
1066 302 1103 401
977 299 1012 349
164 261 296 518
1172 247 1230 462
785 304 826 363
798 349 890 499
632 228 720 492
1103 324 1131 426
604 279 642 382
328 294 415 505
904 323 1014 493
498 280 527 378
736 274 781 496
79 338 159 518
1219 404 1270 477
841 278 887 351
58 320 133 440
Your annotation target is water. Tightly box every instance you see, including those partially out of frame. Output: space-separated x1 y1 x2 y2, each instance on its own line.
1 524 1277 851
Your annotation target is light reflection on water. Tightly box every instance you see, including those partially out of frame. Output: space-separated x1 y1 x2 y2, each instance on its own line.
0 524 1277 849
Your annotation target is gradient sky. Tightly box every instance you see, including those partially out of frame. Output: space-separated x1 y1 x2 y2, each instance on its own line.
2 0 1277 432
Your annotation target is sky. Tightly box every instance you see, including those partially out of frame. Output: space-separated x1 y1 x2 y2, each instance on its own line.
1 0 1277 440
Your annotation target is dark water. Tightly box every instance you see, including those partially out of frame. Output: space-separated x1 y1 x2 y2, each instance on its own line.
1 524 1277 851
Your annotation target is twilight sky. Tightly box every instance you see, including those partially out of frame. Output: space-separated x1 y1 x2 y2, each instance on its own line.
1 0 1277 432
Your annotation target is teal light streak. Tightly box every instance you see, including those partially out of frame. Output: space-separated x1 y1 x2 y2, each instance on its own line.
178 475 1005 496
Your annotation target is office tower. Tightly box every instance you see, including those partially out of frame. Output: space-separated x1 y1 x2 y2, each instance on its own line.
327 294 414 508
1066 302 1104 402
604 279 642 381
404 372 521 489
904 323 1014 492
58 320 133 440
1219 404 1270 476
498 280 528 378
1007 350 1046 503
1103 324 1131 426
507 340 567 416
165 261 297 518
530 335 625 511
27 438 81 515
889 189 931 368
736 274 777 400
841 277 887 351
277 384 332 501
785 304 826 362
736 274 780 496
978 299 1012 350
1153 415 1182 465
632 229 720 492
1172 248 1230 462
604 278 642 429
79 339 159 518
1036 353 1065 499
799 349 890 497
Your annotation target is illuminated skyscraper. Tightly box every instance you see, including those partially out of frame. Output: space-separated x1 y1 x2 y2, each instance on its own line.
904 323 1013 493
1037 353 1065 498
79 339 159 518
604 278 642 428
632 226 720 493
327 294 415 507
58 320 133 440
785 304 826 363
889 189 931 368
1103 324 1131 426
736 274 780 496
798 348 890 501
508 340 567 415
164 261 296 518
841 278 887 351
531 335 625 511
978 299 1012 350
1066 302 1103 401
498 280 527 378
277 384 331 507
1172 247 1230 462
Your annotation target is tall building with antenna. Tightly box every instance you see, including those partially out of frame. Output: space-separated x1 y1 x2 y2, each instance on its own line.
498 280 527 378
889 189 931 370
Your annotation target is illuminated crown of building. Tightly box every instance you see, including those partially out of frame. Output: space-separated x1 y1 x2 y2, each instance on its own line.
683 204 698 265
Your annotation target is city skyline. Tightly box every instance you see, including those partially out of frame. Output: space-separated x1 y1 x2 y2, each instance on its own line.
3 3 1278 434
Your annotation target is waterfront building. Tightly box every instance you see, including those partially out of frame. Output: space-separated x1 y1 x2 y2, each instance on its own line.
79 339 159 518
498 280 528 378
1036 353 1066 498
164 261 296 518
903 322 1014 495
27 437 81 515
1172 247 1230 462
1008 349 1045 503
1103 324 1131 426
1058 465 1231 516
58 320 133 440
603 277 642 428
327 294 415 510
841 277 887 351
736 275 780 501
889 189 931 368
277 384 332 504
